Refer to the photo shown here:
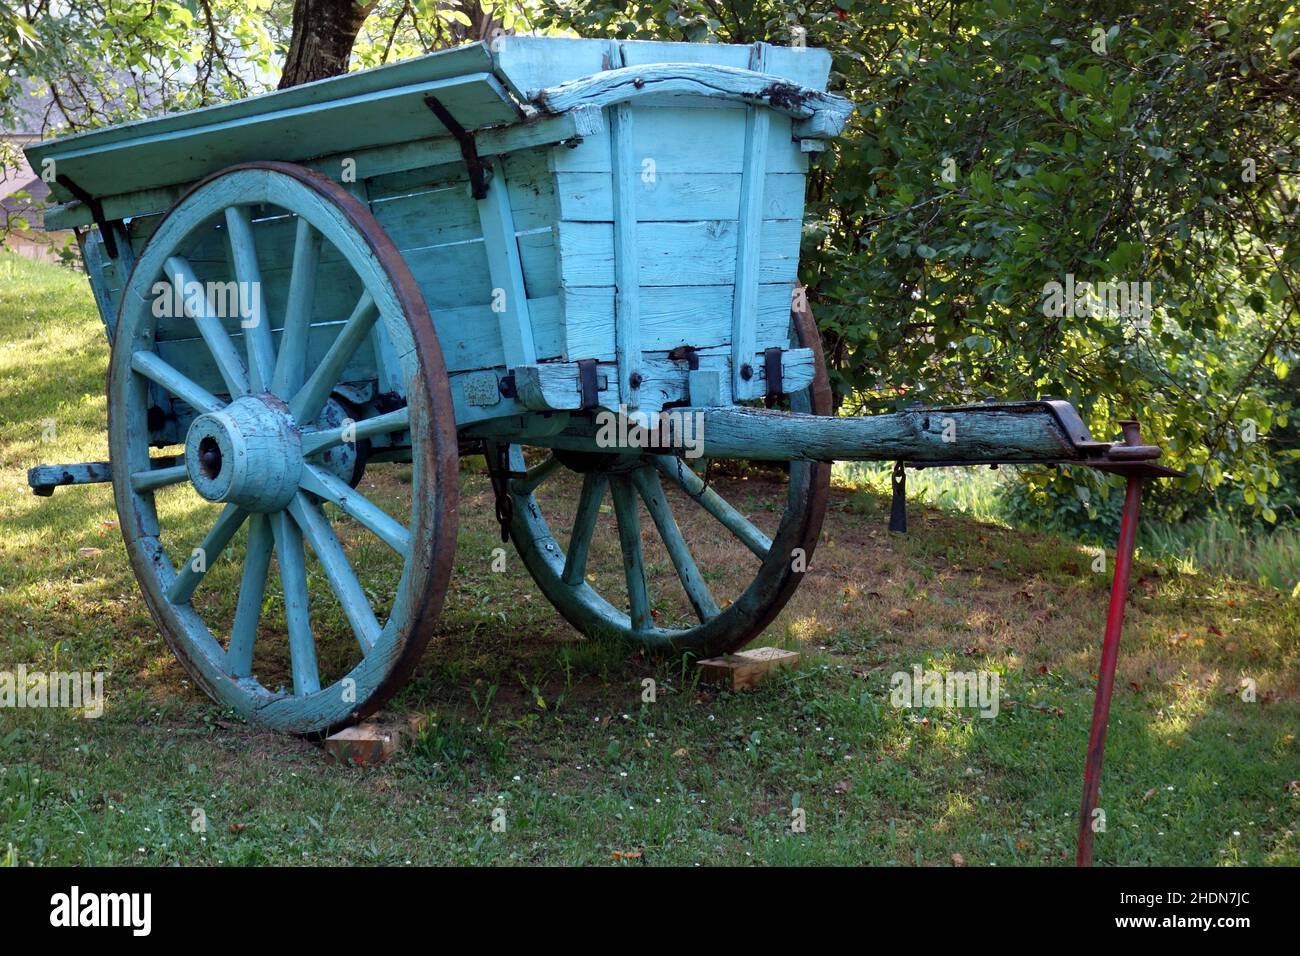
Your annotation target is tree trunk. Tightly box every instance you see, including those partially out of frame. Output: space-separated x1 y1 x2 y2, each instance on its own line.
278 0 375 89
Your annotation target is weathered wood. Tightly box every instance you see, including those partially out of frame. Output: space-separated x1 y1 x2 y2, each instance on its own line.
554 219 801 287
33 73 521 201
501 298 833 660
684 405 1080 462
28 461 115 495
323 713 428 766
609 476 652 632
699 647 800 690
547 106 807 175
513 346 815 413
492 37 831 102
629 466 719 622
105 163 459 735
475 157 537 368
534 62 851 129
608 101 641 406
43 111 597 232
731 103 770 399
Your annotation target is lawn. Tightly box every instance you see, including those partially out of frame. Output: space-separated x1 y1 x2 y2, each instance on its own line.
0 250 1296 866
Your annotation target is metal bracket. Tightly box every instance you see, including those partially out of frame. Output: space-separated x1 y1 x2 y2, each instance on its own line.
764 346 784 408
667 345 701 370
56 174 120 259
577 358 600 410
424 95 489 199
889 461 907 533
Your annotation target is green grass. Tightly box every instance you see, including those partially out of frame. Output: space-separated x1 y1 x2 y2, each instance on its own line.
1 250 1297 866
839 462 1300 596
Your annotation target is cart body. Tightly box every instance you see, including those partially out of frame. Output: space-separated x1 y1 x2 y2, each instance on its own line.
29 37 850 451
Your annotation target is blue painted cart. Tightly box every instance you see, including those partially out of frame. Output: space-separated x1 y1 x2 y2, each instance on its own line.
25 37 1172 746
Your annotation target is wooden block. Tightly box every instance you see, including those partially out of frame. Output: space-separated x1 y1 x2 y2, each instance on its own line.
323 713 427 767
698 647 800 691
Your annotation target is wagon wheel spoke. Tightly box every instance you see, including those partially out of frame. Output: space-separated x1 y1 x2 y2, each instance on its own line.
562 471 608 586
227 512 273 678
167 503 249 605
299 463 410 555
512 454 562 496
609 475 652 632
224 207 276 392
630 466 719 623
131 464 189 493
110 163 459 733
289 290 378 424
300 406 409 456
130 351 224 414
271 217 321 401
288 493 380 654
650 455 772 559
165 255 250 398
271 509 321 696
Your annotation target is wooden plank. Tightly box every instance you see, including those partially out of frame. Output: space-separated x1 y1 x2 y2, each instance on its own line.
428 295 564 372
492 37 832 101
323 713 428 766
79 232 119 343
42 113 593 231
609 101 640 405
514 347 815 413
516 229 560 298
679 405 1082 462
554 218 801 287
534 62 851 124
28 44 493 165
549 107 806 174
156 322 378 397
699 647 801 691
491 35 615 100
36 73 521 202
476 157 536 368
732 103 770 398
371 179 483 252
550 169 805 222
561 282 794 360
401 240 494 311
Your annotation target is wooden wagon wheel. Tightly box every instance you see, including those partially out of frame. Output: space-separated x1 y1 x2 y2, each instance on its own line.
504 299 832 658
108 162 458 734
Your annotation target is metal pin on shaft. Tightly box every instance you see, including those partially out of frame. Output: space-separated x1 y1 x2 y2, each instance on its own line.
889 461 907 533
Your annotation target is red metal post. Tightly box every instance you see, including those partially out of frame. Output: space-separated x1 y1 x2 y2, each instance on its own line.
1076 472 1144 866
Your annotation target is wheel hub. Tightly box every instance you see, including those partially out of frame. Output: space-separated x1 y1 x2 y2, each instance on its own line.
184 395 303 511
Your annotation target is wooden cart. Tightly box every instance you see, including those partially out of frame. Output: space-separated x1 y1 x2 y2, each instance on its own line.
24 34 1172 795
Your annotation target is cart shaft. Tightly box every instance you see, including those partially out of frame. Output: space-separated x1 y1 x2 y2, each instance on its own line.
523 400 1159 468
